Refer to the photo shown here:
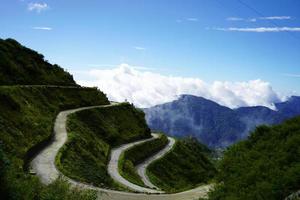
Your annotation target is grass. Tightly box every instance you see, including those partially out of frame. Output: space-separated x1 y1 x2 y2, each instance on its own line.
119 134 169 187
0 86 109 199
146 138 217 193
56 103 151 190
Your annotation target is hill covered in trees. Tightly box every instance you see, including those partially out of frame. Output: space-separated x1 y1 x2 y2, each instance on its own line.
207 116 300 200
0 38 76 85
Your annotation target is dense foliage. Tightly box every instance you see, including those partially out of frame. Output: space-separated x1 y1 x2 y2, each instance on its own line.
0 38 76 85
56 103 151 190
119 134 169 186
208 117 300 200
0 86 108 199
147 138 216 192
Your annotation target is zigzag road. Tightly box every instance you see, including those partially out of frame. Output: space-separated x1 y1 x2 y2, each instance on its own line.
31 103 212 200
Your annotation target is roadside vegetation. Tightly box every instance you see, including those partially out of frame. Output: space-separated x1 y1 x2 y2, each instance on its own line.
119 134 169 187
206 116 300 200
0 86 108 200
147 138 217 193
56 103 151 190
0 38 109 200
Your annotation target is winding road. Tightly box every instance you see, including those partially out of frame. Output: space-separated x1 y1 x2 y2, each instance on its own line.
107 133 163 193
30 103 212 200
136 136 176 189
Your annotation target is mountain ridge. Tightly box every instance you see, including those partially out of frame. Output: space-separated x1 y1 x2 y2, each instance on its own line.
144 94 300 148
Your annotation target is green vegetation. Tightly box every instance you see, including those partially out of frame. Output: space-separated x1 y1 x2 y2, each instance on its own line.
207 117 300 200
56 103 151 190
147 138 217 193
0 38 110 200
119 134 169 187
0 86 108 199
0 38 76 85
39 178 97 200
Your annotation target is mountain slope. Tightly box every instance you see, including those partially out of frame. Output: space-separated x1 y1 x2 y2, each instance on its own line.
56 103 151 190
145 95 245 147
147 137 216 192
144 95 300 148
0 38 109 200
207 116 300 200
0 38 76 85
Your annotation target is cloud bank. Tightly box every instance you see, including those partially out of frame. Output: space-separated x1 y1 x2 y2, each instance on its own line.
74 64 283 109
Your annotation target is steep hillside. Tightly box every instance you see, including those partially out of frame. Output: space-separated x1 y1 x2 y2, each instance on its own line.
147 138 216 192
56 103 151 190
0 86 109 199
0 38 76 85
145 95 300 148
207 117 300 200
0 38 110 200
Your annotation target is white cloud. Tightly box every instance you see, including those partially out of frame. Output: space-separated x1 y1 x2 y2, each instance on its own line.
214 27 300 32
186 18 198 22
226 17 244 21
28 2 48 13
226 16 292 22
134 46 146 50
32 27 52 30
73 64 283 109
260 16 291 20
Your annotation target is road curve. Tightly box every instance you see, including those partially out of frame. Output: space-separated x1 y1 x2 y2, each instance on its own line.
136 137 176 189
107 133 163 193
30 103 212 200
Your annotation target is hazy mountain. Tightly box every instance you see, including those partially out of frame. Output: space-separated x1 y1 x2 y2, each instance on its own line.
144 95 300 148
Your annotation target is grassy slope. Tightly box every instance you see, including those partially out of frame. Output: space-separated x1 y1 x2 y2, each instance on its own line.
119 134 169 187
0 38 76 85
0 86 109 200
207 117 300 200
56 103 151 190
147 138 217 193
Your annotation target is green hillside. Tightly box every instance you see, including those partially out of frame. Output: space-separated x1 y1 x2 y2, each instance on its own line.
0 38 76 85
0 86 109 199
119 134 169 187
147 138 217 192
56 103 151 190
0 38 110 200
207 117 300 200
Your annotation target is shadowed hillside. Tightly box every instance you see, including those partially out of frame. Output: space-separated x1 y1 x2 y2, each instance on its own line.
0 38 76 86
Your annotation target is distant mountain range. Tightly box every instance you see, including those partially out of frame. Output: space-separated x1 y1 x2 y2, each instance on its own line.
144 95 300 148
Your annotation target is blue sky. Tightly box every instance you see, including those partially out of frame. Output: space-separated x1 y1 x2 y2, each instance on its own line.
1 0 300 101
